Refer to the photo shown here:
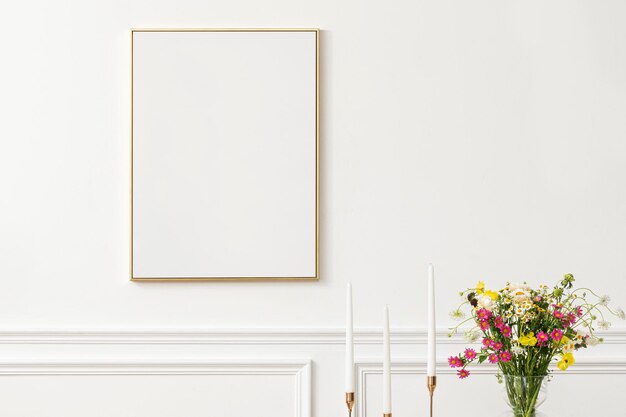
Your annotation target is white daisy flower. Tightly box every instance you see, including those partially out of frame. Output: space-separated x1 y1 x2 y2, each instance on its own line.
598 320 611 330
477 294 495 311
506 283 532 302
616 307 625 320
511 345 525 355
562 339 576 353
449 309 466 321
464 330 480 343
599 295 611 306
575 329 588 341
587 336 601 346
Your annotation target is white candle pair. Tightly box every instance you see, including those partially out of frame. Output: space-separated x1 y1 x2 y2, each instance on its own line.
345 264 437 414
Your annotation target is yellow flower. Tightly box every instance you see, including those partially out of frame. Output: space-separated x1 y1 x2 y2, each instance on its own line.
484 290 499 301
476 281 485 294
560 336 576 353
519 332 537 347
557 353 575 371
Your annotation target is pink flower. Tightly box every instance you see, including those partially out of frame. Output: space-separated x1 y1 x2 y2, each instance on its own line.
568 313 577 325
562 318 571 328
493 341 503 351
488 353 499 364
457 369 470 379
476 308 492 322
482 338 493 349
576 306 584 317
494 316 505 329
550 329 564 342
500 351 512 362
479 321 490 331
553 310 564 319
501 325 512 338
536 331 549 346
448 356 463 368
534 295 542 302
464 348 477 361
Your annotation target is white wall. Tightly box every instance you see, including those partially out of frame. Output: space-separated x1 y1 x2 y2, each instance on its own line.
1 0 626 416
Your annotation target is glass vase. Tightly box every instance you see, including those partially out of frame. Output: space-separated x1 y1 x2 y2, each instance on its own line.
502 375 548 417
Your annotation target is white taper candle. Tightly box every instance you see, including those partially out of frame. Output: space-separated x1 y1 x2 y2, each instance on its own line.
427 263 436 376
345 283 355 392
383 305 392 413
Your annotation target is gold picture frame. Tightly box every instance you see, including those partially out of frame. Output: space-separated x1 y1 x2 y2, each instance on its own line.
130 28 319 282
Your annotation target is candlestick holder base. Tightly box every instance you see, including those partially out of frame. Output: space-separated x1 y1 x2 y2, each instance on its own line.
427 376 437 417
345 392 355 417
383 414 392 417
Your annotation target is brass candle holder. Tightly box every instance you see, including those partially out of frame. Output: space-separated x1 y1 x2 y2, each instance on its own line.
427 376 437 417
383 414 392 417
345 392 355 417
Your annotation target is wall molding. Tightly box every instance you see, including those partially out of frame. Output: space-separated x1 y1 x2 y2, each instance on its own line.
0 359 311 417
0 329 622 417
355 357 626 376
354 357 626 417
0 328 623 345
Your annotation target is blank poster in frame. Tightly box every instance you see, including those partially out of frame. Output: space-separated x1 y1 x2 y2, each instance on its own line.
131 29 319 281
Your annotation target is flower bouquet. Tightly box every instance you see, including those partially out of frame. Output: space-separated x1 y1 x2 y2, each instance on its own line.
448 274 624 417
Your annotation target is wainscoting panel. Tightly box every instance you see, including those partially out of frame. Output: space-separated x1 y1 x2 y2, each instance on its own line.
0 328 623 417
355 358 626 417
0 360 311 417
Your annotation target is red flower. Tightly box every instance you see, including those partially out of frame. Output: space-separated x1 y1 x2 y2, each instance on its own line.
457 369 470 379
493 341 503 351
568 313 577 325
576 306 584 317
479 321 490 331
488 353 499 364
553 310 564 319
448 356 464 368
550 329 564 342
476 308 492 322
500 351 512 362
482 338 493 349
501 325 512 338
536 331 549 346
464 348 477 360
494 316 505 329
